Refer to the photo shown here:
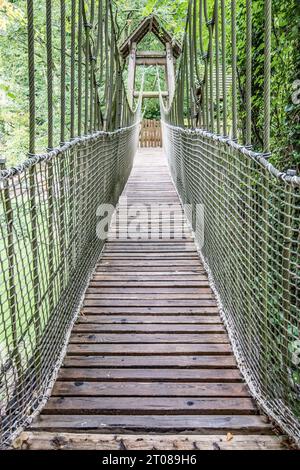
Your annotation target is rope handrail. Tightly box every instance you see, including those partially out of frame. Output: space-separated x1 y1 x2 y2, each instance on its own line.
161 123 300 187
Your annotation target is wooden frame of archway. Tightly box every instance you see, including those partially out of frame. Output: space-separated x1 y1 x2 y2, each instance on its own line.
119 15 181 107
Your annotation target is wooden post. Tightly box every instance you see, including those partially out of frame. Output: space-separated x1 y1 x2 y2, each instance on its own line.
166 42 175 104
127 42 137 108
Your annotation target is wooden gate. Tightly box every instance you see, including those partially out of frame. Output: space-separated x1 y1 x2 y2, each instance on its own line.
139 119 162 147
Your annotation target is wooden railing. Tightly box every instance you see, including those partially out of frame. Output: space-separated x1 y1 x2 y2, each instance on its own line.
139 119 162 147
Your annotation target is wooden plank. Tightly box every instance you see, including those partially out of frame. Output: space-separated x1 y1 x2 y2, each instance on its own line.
95 267 204 273
136 57 166 65
30 415 273 433
91 276 210 282
43 397 256 414
13 432 287 450
105 239 193 242
136 51 166 58
106 238 193 243
64 351 236 370
135 91 168 98
80 306 220 314
88 281 211 287
72 324 225 333
76 315 223 324
101 253 199 258
83 300 218 307
69 333 228 344
84 293 215 300
52 382 250 397
92 272 207 278
66 343 232 355
58 366 242 380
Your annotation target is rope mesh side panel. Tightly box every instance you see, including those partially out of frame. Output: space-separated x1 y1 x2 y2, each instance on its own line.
0 123 139 447
162 121 300 444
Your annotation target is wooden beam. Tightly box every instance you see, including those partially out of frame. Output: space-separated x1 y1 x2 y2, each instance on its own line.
133 91 168 99
137 51 166 58
12 432 287 450
136 58 166 66
166 42 175 104
127 42 137 107
119 15 182 59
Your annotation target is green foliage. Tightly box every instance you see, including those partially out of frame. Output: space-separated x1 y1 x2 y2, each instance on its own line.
236 0 300 170
113 0 188 43
0 0 76 166
143 98 160 118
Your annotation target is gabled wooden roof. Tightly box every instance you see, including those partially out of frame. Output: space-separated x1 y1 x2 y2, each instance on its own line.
119 15 181 59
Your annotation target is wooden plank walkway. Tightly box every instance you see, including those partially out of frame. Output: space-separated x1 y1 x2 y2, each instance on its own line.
22 148 285 450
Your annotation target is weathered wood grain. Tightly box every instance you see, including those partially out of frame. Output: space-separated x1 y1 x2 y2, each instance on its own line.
30 415 273 434
66 343 232 355
68 333 228 344
43 397 257 415
58 368 241 382
52 381 250 397
13 432 287 450
61 359 239 372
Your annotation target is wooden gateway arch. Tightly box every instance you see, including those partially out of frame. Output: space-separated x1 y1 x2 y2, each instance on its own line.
119 15 182 107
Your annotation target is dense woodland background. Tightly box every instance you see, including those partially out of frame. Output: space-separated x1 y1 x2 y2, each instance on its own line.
0 0 299 170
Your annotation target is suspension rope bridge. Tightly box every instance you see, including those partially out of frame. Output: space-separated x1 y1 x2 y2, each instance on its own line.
0 0 299 450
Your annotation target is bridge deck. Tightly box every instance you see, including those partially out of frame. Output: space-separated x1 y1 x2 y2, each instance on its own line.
20 148 285 450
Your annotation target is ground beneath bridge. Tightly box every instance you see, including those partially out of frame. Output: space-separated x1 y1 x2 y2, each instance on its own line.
15 148 285 450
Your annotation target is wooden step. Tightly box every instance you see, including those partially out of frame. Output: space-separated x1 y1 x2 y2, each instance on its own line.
42 397 257 415
58 368 245 382
66 343 232 356
14 432 286 450
52 381 250 397
30 415 273 434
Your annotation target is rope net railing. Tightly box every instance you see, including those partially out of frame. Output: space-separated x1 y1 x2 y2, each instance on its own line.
161 0 300 444
0 0 141 447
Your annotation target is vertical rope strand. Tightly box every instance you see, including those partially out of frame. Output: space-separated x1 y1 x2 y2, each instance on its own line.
231 0 237 140
245 0 252 146
215 0 220 134
60 0 66 144
46 0 53 149
27 0 35 155
70 0 76 139
263 0 272 153
221 0 227 135
78 0 83 136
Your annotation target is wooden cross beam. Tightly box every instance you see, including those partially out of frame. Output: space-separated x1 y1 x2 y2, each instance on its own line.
133 91 169 99
136 51 167 66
